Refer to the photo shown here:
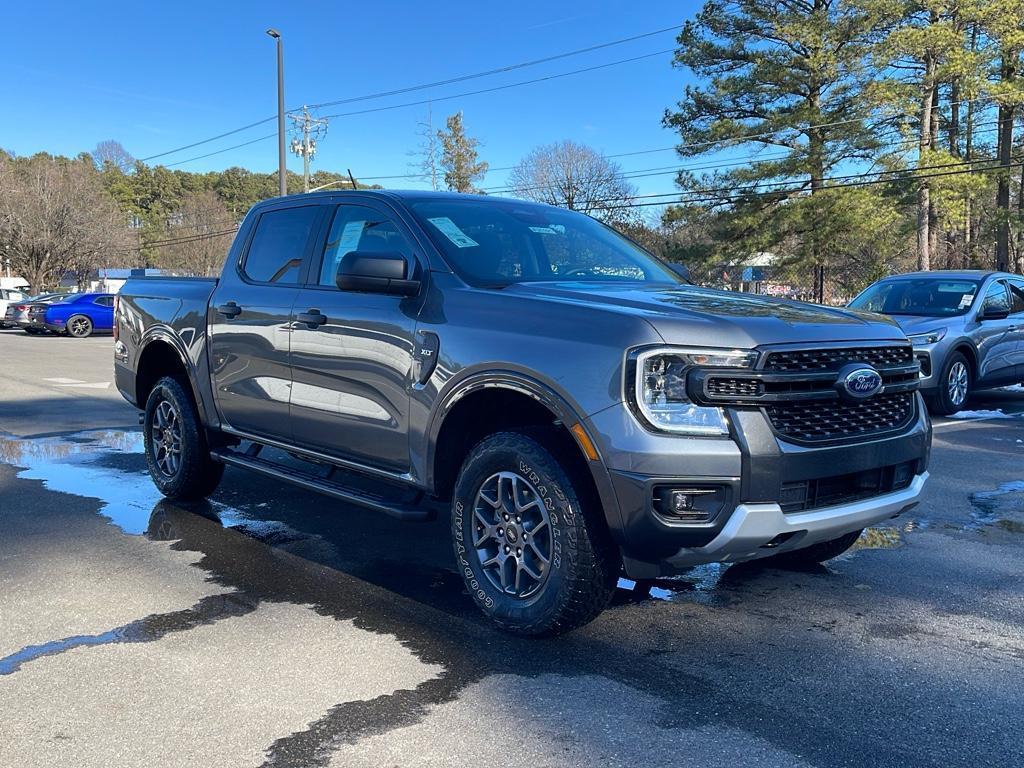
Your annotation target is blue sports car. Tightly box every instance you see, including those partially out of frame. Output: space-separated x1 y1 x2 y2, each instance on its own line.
44 292 116 338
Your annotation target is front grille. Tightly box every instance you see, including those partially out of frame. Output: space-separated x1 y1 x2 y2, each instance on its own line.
779 460 918 513
764 345 913 372
706 377 764 397
765 391 915 442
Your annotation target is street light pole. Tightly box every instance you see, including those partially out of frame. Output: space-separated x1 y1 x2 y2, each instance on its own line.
266 28 287 197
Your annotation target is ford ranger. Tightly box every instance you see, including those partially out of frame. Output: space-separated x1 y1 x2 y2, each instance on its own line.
115 190 931 635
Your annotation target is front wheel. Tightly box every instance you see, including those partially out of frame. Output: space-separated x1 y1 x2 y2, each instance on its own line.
144 376 224 500
451 429 619 636
927 351 971 416
66 314 93 338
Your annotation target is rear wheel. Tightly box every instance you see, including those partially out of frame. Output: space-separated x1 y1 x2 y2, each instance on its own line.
66 314 93 338
756 529 863 568
143 376 224 500
451 429 619 636
928 351 971 416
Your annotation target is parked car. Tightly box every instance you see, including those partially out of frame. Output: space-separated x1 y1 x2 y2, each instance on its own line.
0 288 28 328
44 292 116 337
115 190 930 636
849 270 1024 415
6 293 64 333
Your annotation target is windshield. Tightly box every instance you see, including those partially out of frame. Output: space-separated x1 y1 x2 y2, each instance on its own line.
849 278 981 317
408 198 680 287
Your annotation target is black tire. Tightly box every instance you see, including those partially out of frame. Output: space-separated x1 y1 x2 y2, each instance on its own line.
66 314 93 338
756 528 863 568
927 351 971 416
451 429 619 636
143 376 224 500
24 327 41 335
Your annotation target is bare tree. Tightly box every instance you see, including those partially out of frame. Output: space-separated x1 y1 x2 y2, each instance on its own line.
438 112 488 193
160 191 234 276
0 153 132 292
508 140 635 221
92 140 135 172
408 104 441 190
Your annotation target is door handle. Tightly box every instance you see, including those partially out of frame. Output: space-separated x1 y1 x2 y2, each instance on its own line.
216 302 241 318
296 309 327 327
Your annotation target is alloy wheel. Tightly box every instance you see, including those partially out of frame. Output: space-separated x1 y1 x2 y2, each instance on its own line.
948 360 969 407
68 316 91 337
151 399 183 478
472 471 553 599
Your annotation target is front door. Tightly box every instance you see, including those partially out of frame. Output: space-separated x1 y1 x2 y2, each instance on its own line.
289 201 425 473
975 279 1019 385
208 202 324 441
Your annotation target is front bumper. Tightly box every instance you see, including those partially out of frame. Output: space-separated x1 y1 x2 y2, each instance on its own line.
587 395 931 578
661 472 926 570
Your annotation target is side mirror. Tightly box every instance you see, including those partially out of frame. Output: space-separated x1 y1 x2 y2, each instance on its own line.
336 251 420 297
668 262 691 283
981 304 1010 321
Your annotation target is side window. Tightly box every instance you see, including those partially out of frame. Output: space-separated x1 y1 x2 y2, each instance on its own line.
243 206 320 284
94 296 114 307
982 281 1011 313
318 204 414 286
1008 279 1024 314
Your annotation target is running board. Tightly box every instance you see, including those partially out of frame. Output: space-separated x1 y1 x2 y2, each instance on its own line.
210 448 430 521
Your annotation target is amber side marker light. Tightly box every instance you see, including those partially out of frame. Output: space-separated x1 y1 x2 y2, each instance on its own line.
570 423 600 461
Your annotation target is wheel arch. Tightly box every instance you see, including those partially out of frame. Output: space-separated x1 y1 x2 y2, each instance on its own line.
135 330 214 428
426 371 621 532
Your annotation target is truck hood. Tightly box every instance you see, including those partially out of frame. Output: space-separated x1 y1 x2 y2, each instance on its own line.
507 282 905 348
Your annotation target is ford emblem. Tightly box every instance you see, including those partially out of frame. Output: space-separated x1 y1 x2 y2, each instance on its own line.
838 366 883 399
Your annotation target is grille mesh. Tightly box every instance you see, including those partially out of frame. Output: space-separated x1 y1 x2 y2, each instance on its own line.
765 391 915 442
706 377 764 397
764 345 913 372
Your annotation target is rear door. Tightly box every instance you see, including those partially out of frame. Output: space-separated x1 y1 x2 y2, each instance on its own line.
288 199 426 473
1006 277 1024 376
208 202 326 441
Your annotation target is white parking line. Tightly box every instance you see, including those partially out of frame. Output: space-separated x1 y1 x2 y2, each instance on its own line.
42 377 84 384
932 414 1024 429
55 382 111 390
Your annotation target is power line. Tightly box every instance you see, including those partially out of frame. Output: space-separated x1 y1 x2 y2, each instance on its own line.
139 25 681 163
152 48 674 169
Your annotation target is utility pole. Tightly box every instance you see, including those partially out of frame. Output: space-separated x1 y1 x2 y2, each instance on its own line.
266 29 287 197
289 106 328 193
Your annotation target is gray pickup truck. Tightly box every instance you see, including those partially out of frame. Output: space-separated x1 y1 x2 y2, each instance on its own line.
115 190 931 635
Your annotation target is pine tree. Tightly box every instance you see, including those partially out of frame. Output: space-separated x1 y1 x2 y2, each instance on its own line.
663 0 891 284
437 112 489 193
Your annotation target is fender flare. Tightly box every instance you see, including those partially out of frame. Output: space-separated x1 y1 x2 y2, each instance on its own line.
424 370 622 531
136 326 216 428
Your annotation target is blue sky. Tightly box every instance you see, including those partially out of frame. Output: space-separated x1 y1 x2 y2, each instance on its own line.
3 0 704 202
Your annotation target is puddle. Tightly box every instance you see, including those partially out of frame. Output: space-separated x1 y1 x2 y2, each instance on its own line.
968 481 1024 533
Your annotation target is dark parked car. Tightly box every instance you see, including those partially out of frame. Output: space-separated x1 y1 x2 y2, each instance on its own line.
6 293 64 333
44 292 116 337
849 270 1024 415
115 191 930 635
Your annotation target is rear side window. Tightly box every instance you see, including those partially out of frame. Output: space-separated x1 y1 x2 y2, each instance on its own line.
1008 279 1024 314
94 296 114 307
243 206 320 284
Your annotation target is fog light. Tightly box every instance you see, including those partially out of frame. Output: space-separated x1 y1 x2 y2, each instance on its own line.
654 485 725 523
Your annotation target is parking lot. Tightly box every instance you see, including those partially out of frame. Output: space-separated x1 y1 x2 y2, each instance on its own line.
2 327 1023 768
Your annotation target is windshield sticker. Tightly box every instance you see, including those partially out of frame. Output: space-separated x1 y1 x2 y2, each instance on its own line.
335 220 365 255
529 226 559 235
958 293 974 309
428 217 479 248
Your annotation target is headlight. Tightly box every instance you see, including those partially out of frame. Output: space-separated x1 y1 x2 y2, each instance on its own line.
632 347 756 435
907 329 946 346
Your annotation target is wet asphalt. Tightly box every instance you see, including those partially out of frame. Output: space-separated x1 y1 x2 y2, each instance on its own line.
1 328 1023 767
